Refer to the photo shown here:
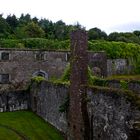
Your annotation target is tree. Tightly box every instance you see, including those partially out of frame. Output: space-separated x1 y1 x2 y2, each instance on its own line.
108 32 140 44
133 30 140 37
18 13 31 25
88 27 107 40
54 20 66 40
39 19 55 39
24 22 45 38
6 14 18 29
108 32 120 41
0 15 12 38
32 17 39 24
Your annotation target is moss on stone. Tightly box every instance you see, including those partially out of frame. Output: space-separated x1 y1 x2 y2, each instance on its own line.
88 85 140 110
106 75 140 81
31 76 46 84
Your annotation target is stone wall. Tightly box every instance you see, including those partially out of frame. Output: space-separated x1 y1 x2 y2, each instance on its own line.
0 90 29 112
0 48 107 89
106 80 140 96
89 51 107 77
30 81 68 132
88 87 140 140
107 59 133 76
30 81 140 139
0 49 68 88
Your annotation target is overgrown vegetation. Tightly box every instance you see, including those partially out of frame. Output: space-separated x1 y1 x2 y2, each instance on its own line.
0 111 64 140
106 75 140 80
88 40 140 59
60 64 96 85
120 80 128 90
59 96 69 113
0 38 70 50
1 38 140 60
31 76 46 84
61 64 71 82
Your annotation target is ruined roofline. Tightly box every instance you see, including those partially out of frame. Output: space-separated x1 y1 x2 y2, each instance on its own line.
0 47 105 53
0 48 70 52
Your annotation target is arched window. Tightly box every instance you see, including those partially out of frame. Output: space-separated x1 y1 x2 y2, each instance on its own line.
32 70 48 80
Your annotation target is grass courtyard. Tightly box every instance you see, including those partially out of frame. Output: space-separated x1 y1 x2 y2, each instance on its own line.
0 111 64 140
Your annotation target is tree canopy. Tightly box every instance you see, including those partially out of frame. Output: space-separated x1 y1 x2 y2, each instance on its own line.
0 13 140 44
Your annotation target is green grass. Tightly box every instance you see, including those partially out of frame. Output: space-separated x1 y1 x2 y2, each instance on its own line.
0 126 21 140
0 111 64 140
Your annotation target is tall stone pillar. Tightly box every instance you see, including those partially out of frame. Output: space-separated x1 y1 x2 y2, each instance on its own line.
67 30 90 140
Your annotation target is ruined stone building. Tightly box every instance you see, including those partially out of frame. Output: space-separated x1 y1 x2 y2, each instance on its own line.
0 31 139 140
0 48 107 89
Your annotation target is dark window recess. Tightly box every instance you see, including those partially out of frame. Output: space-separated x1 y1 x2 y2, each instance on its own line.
66 53 71 61
0 74 10 84
1 52 9 60
35 53 44 60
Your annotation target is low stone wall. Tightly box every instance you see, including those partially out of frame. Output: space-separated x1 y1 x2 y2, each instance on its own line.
107 59 134 76
0 90 29 112
30 81 140 139
106 80 140 95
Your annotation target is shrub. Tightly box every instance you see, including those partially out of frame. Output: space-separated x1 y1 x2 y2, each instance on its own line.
120 80 128 90
31 76 46 84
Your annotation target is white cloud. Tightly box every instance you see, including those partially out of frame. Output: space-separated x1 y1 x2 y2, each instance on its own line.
0 0 140 33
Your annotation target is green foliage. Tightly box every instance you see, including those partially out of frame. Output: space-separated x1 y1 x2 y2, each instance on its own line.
6 14 18 30
61 64 70 82
88 27 107 40
106 75 140 80
0 111 64 140
88 40 140 59
87 66 96 85
24 22 45 38
1 38 140 61
0 15 12 38
31 76 46 84
0 38 70 49
0 39 20 48
2 13 140 45
93 78 107 86
59 96 69 113
120 80 128 90
60 64 96 85
22 38 70 49
133 55 140 74
108 31 140 44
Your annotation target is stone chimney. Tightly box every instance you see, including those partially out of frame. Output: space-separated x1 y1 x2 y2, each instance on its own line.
67 30 90 140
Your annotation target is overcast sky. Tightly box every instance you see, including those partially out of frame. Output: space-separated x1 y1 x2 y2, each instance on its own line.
0 0 140 34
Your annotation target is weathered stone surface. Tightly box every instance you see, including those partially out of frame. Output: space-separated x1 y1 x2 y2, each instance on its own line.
0 48 107 89
107 59 131 76
0 49 68 88
89 51 107 77
68 30 90 140
0 90 29 112
107 80 121 89
30 81 140 140
128 81 140 95
30 81 68 132
106 80 140 96
87 87 140 140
